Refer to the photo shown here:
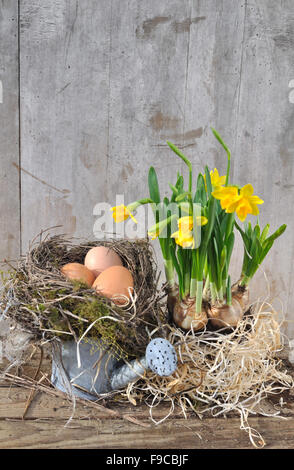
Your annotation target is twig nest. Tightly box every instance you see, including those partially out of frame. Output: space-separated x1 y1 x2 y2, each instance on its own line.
146 338 177 376
173 297 208 331
1 234 166 360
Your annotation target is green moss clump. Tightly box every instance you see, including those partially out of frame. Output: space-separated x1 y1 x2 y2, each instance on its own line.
70 280 91 291
42 288 68 300
72 299 132 360
47 307 68 336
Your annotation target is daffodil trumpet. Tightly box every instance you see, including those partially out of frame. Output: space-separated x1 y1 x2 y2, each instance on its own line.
110 198 153 223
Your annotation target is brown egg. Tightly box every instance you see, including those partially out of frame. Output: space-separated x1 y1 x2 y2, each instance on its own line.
61 263 95 287
84 246 123 277
93 265 134 305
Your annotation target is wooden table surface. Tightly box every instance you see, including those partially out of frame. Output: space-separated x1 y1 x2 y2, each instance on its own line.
1 348 294 449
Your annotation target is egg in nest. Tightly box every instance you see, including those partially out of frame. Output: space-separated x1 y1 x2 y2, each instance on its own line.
84 246 123 277
61 263 95 287
93 265 134 305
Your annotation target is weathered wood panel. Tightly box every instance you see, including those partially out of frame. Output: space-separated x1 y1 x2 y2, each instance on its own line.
233 1 294 335
2 414 294 449
0 385 294 449
0 1 20 264
19 0 112 245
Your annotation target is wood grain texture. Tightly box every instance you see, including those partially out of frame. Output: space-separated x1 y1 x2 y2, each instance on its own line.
233 1 294 332
1 415 294 449
0 1 20 265
0 385 294 449
19 0 112 246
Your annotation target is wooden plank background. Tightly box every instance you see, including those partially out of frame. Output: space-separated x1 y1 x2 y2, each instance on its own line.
0 2 20 264
0 0 294 336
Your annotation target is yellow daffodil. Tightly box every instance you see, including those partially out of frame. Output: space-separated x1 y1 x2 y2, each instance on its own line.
148 227 160 240
171 230 195 249
110 204 138 223
148 214 178 240
178 216 208 232
111 198 153 224
203 168 226 190
171 215 208 248
212 184 264 222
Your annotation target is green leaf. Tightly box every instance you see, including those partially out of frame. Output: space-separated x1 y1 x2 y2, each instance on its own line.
176 174 184 189
259 239 274 265
202 196 217 249
175 191 191 202
169 183 178 196
247 221 252 237
235 221 250 249
170 174 185 203
265 224 287 245
204 166 212 198
225 213 235 241
254 224 261 239
194 173 207 205
169 241 183 289
225 232 235 266
213 216 223 248
148 167 161 204
220 245 227 273
260 224 270 244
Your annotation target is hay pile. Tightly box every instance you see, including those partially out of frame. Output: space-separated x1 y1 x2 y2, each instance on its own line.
126 303 293 447
0 233 167 362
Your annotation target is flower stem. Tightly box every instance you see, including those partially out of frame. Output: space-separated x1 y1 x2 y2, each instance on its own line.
184 271 191 297
210 282 216 304
225 212 235 241
195 281 203 314
190 278 197 298
164 258 175 290
226 275 232 306
203 275 210 299
218 285 224 302
240 274 250 287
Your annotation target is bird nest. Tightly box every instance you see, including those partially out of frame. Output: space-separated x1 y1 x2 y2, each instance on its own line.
0 233 167 362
